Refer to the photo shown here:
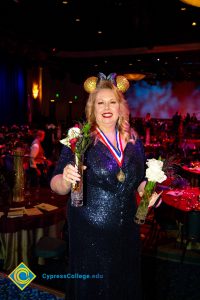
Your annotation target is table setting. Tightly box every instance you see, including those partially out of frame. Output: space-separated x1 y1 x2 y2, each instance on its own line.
162 187 200 212
182 161 200 175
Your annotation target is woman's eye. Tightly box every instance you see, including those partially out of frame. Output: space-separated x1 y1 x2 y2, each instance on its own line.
97 101 103 105
111 101 116 104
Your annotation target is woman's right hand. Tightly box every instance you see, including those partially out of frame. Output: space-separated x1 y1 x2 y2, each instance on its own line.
62 164 81 185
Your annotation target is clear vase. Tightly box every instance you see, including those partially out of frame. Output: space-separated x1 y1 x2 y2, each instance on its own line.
71 154 84 207
134 194 149 224
12 148 25 204
134 182 155 224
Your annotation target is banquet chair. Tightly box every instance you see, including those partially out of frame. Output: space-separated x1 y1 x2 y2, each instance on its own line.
180 211 200 264
143 202 179 250
33 221 69 266
34 236 67 260
143 181 178 248
30 236 68 276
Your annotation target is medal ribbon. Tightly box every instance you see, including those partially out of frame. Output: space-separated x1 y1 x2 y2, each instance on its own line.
96 127 124 167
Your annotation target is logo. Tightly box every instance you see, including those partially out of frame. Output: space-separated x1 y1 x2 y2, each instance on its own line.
8 262 36 290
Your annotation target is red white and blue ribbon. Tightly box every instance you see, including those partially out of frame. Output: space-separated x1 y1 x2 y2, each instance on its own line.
96 127 124 167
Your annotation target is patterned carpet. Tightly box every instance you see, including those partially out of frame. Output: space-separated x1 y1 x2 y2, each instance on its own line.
0 272 65 300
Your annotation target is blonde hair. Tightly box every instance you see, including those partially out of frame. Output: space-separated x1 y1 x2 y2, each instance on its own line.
85 80 137 142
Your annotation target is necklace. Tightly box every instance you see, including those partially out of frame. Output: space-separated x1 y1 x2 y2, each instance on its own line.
96 127 125 182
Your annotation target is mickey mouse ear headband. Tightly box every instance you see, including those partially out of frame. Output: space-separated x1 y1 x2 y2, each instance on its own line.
83 72 130 93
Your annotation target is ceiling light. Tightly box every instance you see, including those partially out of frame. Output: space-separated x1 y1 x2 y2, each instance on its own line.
179 0 200 7
123 73 146 81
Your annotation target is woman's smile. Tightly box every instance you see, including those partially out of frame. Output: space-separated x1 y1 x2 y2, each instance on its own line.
102 112 113 118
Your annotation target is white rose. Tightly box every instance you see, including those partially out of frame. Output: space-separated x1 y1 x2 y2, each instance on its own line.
146 158 163 169
60 127 81 147
145 158 167 183
67 127 81 139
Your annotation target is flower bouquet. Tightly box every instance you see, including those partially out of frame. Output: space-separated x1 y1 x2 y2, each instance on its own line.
60 122 91 207
134 158 167 224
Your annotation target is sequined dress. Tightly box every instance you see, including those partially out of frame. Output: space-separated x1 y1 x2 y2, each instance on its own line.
53 139 145 300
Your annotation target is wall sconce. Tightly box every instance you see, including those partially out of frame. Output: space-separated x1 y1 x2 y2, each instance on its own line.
32 83 39 99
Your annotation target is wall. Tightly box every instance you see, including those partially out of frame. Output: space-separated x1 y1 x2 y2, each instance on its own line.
42 68 87 126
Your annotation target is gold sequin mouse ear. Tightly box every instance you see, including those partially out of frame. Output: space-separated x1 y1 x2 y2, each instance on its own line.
116 75 130 93
83 76 98 93
83 73 130 93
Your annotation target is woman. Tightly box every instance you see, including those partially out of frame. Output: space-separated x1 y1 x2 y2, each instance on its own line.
29 129 46 187
50 75 146 300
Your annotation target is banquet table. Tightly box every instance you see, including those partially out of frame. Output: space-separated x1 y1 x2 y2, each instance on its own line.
181 163 200 187
161 187 200 249
0 188 68 272
161 187 200 212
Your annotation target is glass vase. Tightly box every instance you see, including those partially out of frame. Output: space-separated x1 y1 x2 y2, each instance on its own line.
71 154 84 207
12 148 25 204
134 193 150 224
134 182 155 224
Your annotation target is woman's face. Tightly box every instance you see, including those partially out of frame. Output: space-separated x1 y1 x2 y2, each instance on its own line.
94 88 120 129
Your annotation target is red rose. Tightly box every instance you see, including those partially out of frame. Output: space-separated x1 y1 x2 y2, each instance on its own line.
70 138 78 152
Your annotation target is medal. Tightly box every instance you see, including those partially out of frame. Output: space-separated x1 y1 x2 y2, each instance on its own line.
96 127 125 183
116 169 126 182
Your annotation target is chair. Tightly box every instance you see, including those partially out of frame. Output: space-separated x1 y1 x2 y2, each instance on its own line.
31 236 68 282
34 219 69 263
143 202 179 250
180 210 200 263
34 236 67 260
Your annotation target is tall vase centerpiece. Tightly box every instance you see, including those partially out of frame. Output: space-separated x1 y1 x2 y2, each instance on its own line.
60 123 91 207
12 148 25 204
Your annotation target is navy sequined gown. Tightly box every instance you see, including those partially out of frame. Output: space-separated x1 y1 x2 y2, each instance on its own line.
53 138 145 300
